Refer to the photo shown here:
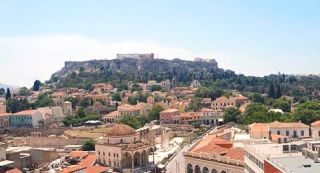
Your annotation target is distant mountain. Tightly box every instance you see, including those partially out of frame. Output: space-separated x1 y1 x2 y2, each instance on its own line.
49 54 236 88
47 54 320 102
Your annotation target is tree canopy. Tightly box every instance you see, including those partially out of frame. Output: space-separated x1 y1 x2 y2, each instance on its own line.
33 80 41 91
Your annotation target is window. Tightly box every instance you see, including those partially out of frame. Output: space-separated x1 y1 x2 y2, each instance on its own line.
277 131 280 135
318 131 320 137
98 151 100 155
293 130 297 137
301 130 304 136
109 153 111 157
103 152 105 156
286 131 289 136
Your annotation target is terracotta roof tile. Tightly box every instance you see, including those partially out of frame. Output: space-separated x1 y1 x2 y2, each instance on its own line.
5 168 22 173
160 109 179 113
268 121 309 129
68 151 88 158
311 120 320 128
105 124 137 136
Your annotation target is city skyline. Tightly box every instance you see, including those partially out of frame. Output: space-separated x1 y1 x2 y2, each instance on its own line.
0 0 319 86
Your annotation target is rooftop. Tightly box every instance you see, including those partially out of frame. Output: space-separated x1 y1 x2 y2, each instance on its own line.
271 156 320 173
269 121 309 129
105 124 137 137
160 109 179 113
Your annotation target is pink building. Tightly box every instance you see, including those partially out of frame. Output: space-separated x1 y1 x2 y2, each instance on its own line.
159 109 180 124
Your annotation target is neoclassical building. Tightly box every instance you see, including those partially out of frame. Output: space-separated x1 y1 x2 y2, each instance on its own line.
184 135 244 173
95 124 153 173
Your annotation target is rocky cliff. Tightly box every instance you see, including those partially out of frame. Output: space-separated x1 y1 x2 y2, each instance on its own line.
50 55 235 88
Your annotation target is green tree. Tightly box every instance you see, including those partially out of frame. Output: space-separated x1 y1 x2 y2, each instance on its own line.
82 139 96 151
248 93 265 104
117 83 129 91
6 98 31 113
77 107 86 118
223 107 242 123
33 94 54 108
64 96 79 109
188 98 203 112
130 83 143 92
275 84 282 99
33 80 41 91
150 85 162 92
5 88 11 100
79 97 92 108
268 83 275 99
119 114 142 129
243 103 269 124
0 88 5 95
272 98 291 112
112 92 122 101
294 101 320 124
148 105 164 121
193 121 201 128
18 87 31 96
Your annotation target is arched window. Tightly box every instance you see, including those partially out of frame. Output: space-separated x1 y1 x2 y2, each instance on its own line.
221 171 226 173
195 165 201 173
203 167 209 173
187 163 193 173
211 169 218 173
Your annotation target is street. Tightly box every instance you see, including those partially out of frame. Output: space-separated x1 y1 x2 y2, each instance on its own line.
165 144 190 173
165 127 216 173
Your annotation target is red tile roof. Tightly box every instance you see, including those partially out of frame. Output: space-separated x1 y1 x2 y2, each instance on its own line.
68 151 88 159
5 168 23 173
311 120 320 128
61 153 108 173
14 110 37 116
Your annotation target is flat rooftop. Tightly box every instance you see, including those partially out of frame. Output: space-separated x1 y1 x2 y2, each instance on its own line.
245 143 301 158
272 156 320 173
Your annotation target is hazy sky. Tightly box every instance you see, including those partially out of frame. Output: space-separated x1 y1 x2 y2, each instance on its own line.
0 0 319 87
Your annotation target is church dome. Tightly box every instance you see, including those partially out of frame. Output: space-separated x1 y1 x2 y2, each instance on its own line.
105 124 137 136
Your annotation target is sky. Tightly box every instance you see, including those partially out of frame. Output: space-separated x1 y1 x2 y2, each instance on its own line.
0 0 319 87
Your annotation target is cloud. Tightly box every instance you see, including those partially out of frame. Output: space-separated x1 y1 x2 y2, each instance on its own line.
0 35 216 87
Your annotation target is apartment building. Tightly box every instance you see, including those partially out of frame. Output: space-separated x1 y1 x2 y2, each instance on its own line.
244 141 320 173
249 121 310 143
184 135 245 173
212 96 249 110
159 109 180 124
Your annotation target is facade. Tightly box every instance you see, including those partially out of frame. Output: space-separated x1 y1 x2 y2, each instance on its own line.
159 109 180 124
51 91 66 106
180 112 200 125
117 103 152 117
199 108 223 126
103 111 120 123
212 96 249 110
118 104 141 116
184 135 245 173
0 113 9 129
160 80 171 91
95 124 152 173
93 83 114 94
249 121 310 142
0 101 6 114
311 120 320 139
0 142 6 161
268 121 310 139
9 110 43 128
190 80 201 88
63 101 73 115
244 141 320 173
147 96 155 105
